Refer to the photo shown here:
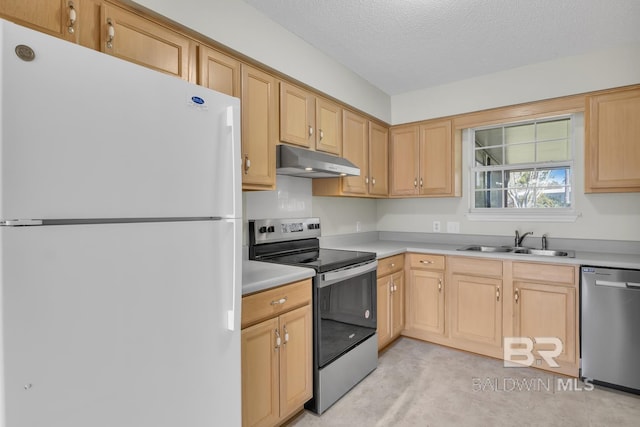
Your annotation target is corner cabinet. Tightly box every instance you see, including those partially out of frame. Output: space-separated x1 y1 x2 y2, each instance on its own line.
377 254 404 350
585 85 640 193
241 65 278 190
389 119 460 197
312 112 389 198
403 253 446 344
100 2 195 81
241 279 313 427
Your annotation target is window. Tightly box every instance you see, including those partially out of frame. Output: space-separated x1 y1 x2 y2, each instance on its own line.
470 116 574 214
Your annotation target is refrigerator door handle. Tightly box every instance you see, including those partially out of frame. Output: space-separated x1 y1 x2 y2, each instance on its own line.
1 219 43 226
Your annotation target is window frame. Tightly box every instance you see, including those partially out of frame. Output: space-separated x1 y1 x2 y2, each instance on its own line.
467 114 577 221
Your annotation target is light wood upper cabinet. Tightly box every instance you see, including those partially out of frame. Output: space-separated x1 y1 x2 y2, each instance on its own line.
1 0 100 49
279 82 342 154
368 122 389 196
241 279 312 427
389 126 420 196
241 65 278 190
100 2 195 81
313 111 388 198
390 119 459 197
198 45 240 97
341 110 370 195
585 85 640 193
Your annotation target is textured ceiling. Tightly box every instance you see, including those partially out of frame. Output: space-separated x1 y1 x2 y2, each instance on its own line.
242 0 640 95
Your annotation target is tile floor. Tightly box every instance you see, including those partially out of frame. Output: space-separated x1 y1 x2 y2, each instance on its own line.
289 338 640 427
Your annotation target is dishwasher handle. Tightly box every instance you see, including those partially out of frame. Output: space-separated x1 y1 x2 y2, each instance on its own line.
596 280 640 289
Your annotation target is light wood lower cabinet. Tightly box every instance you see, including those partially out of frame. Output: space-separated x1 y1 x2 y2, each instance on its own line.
447 257 504 358
403 253 446 343
241 279 312 427
377 254 404 350
511 261 579 376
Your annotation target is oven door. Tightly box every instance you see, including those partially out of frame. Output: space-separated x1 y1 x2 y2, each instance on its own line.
315 260 377 368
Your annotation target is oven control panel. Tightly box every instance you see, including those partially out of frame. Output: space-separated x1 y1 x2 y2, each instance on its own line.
249 218 321 244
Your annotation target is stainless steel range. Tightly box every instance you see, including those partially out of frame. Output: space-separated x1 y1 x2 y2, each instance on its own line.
249 218 378 414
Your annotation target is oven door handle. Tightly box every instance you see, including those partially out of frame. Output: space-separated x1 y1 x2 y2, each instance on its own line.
319 260 378 288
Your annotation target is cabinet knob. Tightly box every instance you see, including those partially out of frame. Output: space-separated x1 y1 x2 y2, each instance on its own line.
275 329 281 349
438 279 442 292
283 326 289 344
309 125 314 137
372 177 376 185
420 177 423 188
414 178 418 188
390 263 395 268
365 176 369 184
67 1 76 34
244 155 250 174
319 129 324 140
270 297 287 306
514 289 519 303
496 287 500 302
106 18 115 49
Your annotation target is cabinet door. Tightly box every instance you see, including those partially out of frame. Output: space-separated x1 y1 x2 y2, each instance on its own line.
369 122 389 196
101 3 194 81
419 120 452 195
377 275 391 350
242 318 279 427
450 274 502 351
513 281 577 367
279 305 313 419
0 0 75 42
315 97 342 155
406 269 444 336
241 65 277 190
280 82 314 148
389 126 420 196
341 110 369 194
390 271 405 338
585 87 640 192
198 45 240 97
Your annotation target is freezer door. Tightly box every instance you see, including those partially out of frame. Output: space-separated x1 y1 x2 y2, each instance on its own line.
0 220 241 427
0 19 240 220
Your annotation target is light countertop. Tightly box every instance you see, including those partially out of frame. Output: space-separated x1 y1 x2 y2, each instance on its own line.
242 259 315 295
242 238 640 295
320 240 640 270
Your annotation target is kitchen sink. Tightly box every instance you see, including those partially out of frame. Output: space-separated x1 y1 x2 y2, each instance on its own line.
457 245 575 257
511 248 575 257
457 245 512 253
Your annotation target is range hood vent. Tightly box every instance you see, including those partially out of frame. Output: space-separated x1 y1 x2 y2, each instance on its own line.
276 145 360 178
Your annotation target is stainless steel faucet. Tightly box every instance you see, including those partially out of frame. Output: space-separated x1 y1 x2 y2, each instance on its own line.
515 230 533 247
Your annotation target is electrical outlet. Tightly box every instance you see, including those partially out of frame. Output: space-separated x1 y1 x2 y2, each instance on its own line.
433 221 441 232
447 221 460 233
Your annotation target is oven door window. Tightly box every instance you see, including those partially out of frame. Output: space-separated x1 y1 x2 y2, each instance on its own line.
317 269 376 367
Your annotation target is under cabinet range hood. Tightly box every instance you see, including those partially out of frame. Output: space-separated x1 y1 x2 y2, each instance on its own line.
276 144 360 178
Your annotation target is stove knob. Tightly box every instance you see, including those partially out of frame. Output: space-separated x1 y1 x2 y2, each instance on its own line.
258 226 267 233
267 226 275 233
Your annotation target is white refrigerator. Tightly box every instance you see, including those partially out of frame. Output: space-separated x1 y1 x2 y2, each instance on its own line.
0 19 241 427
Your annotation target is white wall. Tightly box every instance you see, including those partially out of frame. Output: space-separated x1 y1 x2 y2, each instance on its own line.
392 43 640 125
131 0 391 122
377 114 640 242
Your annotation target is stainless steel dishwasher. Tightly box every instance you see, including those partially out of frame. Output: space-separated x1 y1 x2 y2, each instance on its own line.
581 266 640 393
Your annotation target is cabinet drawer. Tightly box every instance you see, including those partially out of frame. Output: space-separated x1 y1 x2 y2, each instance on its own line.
513 262 576 285
377 254 404 276
242 279 311 329
448 256 502 277
407 253 445 270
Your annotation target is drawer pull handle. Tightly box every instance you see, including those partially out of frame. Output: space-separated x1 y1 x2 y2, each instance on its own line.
106 18 115 49
438 279 442 292
496 287 500 302
275 329 281 349
420 260 433 264
514 289 519 303
283 326 289 344
271 297 287 306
